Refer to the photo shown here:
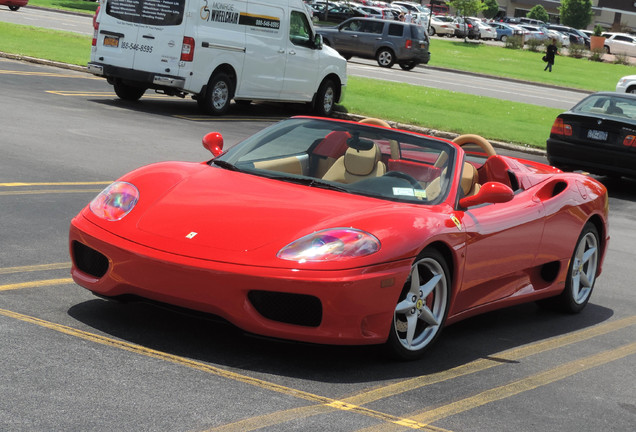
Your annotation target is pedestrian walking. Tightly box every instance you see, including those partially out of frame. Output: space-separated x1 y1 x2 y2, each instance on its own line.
543 38 558 72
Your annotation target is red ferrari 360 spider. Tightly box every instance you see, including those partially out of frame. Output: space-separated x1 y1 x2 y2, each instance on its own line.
69 117 609 360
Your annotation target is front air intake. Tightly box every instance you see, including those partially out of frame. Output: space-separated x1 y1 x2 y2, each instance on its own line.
248 290 322 327
72 241 109 278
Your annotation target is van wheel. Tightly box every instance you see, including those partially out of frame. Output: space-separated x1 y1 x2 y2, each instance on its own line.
113 81 146 101
314 79 336 117
198 72 234 115
376 48 395 68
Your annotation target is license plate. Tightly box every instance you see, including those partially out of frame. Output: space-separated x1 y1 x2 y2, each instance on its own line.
587 129 608 141
103 35 119 48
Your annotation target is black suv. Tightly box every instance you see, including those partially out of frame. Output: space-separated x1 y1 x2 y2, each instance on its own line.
316 18 430 70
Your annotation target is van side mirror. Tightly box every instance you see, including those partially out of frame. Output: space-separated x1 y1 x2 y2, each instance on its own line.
314 34 323 49
202 132 224 157
459 182 514 209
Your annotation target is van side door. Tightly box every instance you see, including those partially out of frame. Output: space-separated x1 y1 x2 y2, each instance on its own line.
279 9 321 101
238 2 286 98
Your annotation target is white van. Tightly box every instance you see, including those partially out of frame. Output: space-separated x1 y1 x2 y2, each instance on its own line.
88 0 347 116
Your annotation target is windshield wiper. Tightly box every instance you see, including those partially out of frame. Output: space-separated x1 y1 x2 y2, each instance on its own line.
211 159 241 171
266 174 350 193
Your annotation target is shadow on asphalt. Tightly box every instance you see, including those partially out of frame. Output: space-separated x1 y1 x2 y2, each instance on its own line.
67 297 614 382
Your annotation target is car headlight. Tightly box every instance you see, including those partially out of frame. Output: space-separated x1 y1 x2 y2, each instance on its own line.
277 228 380 263
89 182 139 221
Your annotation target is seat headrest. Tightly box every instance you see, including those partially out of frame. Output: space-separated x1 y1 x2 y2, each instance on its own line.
461 162 478 196
344 145 381 176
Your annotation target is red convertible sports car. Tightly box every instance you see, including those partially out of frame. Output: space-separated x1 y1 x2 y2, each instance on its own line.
70 117 609 360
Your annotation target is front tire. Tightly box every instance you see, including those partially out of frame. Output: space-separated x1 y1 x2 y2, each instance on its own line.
501 35 508 43
376 48 395 68
198 72 234 115
113 80 146 101
386 248 450 360
313 79 336 117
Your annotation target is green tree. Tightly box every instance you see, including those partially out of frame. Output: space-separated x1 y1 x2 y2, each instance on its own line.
559 0 593 29
445 0 486 18
527 5 549 23
482 0 499 19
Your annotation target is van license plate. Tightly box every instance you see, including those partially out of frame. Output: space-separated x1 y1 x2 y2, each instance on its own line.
587 130 608 141
104 36 120 48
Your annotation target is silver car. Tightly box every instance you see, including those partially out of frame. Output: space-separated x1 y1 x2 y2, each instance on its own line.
316 18 430 70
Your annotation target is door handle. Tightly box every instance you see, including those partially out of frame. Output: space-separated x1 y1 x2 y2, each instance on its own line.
289 50 296 55
278 49 285 53
142 34 155 39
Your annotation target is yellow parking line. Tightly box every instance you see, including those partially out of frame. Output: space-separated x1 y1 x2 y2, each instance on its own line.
0 182 111 187
0 70 82 78
0 308 445 431
408 341 636 426
206 316 636 431
0 263 71 275
0 278 74 292
0 189 103 196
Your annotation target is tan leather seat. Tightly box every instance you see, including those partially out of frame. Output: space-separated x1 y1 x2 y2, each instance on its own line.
322 144 386 184
461 162 480 197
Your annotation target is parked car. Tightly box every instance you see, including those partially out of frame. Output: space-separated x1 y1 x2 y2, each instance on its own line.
546 29 569 47
603 33 636 57
473 20 497 40
0 0 27 11
616 75 636 93
547 24 588 47
429 16 455 37
316 17 430 69
488 22 515 42
356 5 391 20
452 17 480 39
315 5 368 23
547 92 636 179
518 25 549 42
70 116 609 360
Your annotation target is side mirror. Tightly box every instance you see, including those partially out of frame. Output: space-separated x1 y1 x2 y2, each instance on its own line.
459 182 514 209
202 132 224 157
314 34 323 49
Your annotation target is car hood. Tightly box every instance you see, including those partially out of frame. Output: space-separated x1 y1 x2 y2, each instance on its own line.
88 163 411 267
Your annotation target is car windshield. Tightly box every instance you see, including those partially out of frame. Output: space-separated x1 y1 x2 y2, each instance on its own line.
213 117 456 204
573 94 636 120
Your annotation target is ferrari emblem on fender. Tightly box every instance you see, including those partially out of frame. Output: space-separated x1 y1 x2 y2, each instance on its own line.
451 215 462 231
186 232 198 239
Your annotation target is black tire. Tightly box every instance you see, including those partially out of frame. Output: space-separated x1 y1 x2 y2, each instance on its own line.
113 80 146 101
376 48 395 68
386 248 450 360
604 46 610 54
9 6 20 11
501 35 507 43
398 61 417 71
198 72 234 115
429 27 436 36
313 79 336 117
539 222 600 313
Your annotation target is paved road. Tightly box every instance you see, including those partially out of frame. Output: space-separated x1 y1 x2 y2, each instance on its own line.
1 57 635 432
1 7 587 110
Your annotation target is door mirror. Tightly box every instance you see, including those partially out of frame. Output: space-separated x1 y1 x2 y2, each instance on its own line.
459 182 514 208
314 33 323 49
202 132 224 157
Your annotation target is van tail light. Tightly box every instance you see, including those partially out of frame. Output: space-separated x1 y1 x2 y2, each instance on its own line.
405 39 412 49
92 6 100 46
551 118 573 136
92 26 98 47
623 135 636 147
181 37 195 62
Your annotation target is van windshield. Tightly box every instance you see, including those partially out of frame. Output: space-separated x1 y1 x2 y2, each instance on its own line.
106 0 186 26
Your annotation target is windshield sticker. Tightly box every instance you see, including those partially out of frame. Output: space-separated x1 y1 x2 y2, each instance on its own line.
393 187 415 197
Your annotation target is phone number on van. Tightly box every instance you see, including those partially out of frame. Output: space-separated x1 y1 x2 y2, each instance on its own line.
121 42 154 53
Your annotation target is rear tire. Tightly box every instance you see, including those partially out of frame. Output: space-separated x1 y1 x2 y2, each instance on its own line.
9 6 20 11
198 72 234 115
399 61 417 71
113 80 146 101
501 35 507 43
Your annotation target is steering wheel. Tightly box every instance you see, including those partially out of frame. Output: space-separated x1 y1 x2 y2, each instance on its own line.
452 134 497 158
384 171 422 189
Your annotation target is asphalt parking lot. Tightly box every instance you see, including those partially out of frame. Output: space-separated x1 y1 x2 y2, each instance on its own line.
1 57 635 432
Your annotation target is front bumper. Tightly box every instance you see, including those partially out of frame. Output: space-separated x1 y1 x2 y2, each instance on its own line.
69 215 412 346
